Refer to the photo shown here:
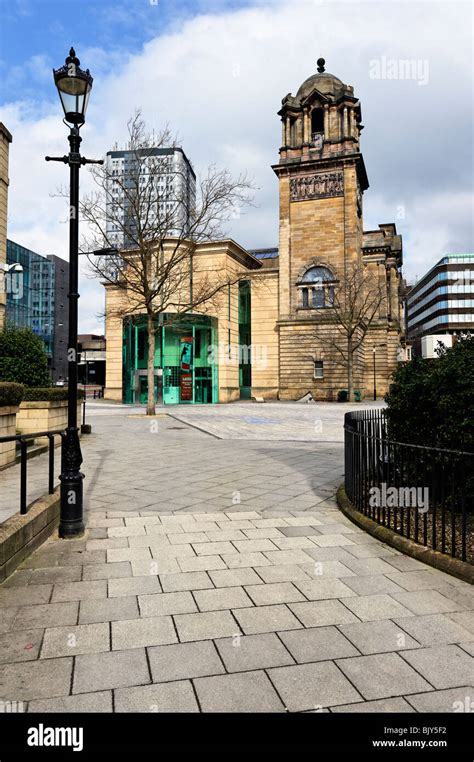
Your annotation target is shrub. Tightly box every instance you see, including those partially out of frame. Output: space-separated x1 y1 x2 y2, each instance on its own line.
22 388 84 402
0 382 24 407
0 325 51 387
385 336 474 452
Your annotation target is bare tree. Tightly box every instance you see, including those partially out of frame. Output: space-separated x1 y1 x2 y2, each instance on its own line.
310 261 386 401
77 112 254 415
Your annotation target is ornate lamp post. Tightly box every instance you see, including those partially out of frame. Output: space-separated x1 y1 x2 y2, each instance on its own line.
46 48 103 538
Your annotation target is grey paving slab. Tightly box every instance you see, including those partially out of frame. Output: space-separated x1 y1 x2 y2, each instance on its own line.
405 687 474 713
112 616 177 649
194 670 284 712
279 626 359 663
335 653 433 700
115 680 200 712
331 697 415 713
73 648 150 693
341 575 405 596
28 691 113 713
0 629 43 663
174 610 239 641
392 590 463 616
232 604 302 634
28 567 82 585
193 586 253 612
215 632 294 672
159 571 213 592
0 657 73 701
40 623 110 658
108 575 161 598
254 564 311 584
342 594 415 621
79 596 139 624
447 611 474 634
209 567 263 588
400 645 474 689
149 640 225 682
339 620 421 655
288 600 359 628
177 555 227 572
51 580 108 603
244 582 305 606
394 613 474 646
268 661 362 711
0 585 52 608
138 591 197 617
294 578 356 601
221 551 271 568
83 562 132 580
13 602 79 630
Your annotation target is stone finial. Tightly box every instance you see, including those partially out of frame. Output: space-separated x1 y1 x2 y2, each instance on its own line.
317 58 325 73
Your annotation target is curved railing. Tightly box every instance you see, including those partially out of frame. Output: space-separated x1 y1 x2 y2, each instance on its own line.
344 410 473 563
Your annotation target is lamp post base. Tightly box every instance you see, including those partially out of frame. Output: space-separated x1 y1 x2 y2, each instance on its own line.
59 427 85 538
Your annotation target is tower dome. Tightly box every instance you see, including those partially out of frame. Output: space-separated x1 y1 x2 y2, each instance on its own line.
296 58 344 101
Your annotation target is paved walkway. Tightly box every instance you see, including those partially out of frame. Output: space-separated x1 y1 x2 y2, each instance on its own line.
0 402 472 712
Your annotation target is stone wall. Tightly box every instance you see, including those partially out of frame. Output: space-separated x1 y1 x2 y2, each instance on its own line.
0 405 19 469
17 400 82 444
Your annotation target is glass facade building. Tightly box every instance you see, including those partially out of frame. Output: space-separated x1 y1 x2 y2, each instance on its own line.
6 240 69 381
122 314 218 404
407 254 474 341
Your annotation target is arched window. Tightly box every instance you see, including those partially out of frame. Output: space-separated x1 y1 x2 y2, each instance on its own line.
298 265 336 309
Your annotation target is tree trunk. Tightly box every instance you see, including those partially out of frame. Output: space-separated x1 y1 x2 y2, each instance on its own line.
347 336 353 402
146 315 156 416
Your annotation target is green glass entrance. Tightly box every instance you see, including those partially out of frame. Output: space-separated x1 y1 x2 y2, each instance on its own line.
122 315 217 405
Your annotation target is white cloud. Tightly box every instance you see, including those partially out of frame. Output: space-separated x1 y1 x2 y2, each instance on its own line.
4 0 473 332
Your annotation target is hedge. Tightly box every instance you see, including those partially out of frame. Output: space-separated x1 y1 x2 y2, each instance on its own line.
22 388 84 402
0 382 24 408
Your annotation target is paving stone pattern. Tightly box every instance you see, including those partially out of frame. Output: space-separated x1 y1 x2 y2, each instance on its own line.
0 404 472 712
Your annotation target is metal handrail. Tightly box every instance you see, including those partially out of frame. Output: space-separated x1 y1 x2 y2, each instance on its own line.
0 429 65 515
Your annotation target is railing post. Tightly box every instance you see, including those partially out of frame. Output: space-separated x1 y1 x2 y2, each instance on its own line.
20 439 27 515
48 434 55 494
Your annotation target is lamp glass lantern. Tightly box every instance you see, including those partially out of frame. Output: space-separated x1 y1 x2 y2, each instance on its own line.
53 48 93 126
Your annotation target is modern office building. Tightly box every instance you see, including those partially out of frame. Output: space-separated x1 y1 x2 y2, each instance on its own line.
105 146 196 248
6 240 69 382
104 60 405 404
406 254 474 356
0 123 12 330
78 334 106 388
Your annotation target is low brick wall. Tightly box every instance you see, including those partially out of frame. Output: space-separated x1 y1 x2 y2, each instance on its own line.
0 489 60 581
0 405 19 469
17 400 82 444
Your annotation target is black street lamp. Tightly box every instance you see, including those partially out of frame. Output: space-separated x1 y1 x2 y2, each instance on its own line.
45 48 103 538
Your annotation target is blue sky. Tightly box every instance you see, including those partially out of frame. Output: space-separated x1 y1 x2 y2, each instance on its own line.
0 0 254 102
1 0 472 333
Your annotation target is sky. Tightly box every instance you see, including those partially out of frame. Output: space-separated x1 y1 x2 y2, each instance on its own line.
0 0 473 334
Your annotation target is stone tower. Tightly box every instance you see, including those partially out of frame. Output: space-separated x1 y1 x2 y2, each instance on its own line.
272 58 403 400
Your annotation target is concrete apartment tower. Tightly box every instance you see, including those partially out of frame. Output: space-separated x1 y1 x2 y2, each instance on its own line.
0 123 12 330
273 58 403 399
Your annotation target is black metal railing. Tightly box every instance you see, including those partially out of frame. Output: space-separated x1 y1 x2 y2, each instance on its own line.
344 410 473 563
0 430 65 515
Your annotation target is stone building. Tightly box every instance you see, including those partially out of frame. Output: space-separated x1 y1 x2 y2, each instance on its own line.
104 60 404 404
